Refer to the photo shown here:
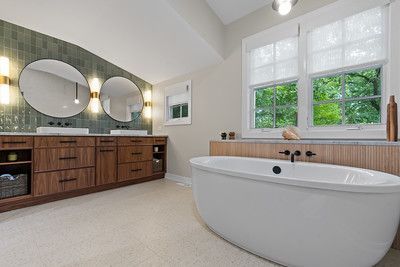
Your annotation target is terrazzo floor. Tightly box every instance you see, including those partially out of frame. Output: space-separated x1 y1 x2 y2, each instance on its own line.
0 179 399 266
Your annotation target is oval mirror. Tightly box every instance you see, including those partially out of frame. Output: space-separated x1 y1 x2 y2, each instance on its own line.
19 59 90 118
100 77 143 122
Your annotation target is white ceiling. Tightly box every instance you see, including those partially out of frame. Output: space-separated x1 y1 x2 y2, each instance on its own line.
206 0 274 25
0 0 223 84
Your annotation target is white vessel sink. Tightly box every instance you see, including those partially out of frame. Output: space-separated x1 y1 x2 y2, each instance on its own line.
36 127 89 135
110 130 148 136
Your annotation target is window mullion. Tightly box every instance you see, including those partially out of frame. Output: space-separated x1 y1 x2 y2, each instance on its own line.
341 73 346 125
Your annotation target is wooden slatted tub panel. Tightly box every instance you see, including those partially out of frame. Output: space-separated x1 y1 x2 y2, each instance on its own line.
209 141 400 250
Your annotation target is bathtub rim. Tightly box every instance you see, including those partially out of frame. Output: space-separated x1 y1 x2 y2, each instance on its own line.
190 156 400 194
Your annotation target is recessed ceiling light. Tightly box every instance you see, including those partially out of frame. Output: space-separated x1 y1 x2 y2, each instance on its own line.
272 0 298 16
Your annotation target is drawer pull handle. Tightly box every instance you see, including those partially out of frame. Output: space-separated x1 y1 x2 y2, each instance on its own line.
155 139 165 142
100 140 114 143
131 152 142 155
100 149 114 152
59 178 77 183
131 140 143 143
59 156 78 160
131 168 142 172
2 141 27 144
59 140 77 144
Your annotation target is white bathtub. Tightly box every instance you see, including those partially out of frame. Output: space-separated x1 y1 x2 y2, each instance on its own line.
190 156 400 267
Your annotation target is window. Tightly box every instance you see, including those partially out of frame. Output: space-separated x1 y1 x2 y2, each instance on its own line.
247 34 299 130
312 67 382 126
254 82 297 128
242 1 392 139
165 80 191 126
170 103 189 119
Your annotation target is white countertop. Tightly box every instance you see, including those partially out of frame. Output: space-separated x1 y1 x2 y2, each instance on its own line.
0 132 167 137
212 138 400 146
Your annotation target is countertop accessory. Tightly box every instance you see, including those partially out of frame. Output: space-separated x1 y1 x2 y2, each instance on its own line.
221 132 227 140
282 126 301 140
229 132 236 140
7 152 17 162
387 95 398 142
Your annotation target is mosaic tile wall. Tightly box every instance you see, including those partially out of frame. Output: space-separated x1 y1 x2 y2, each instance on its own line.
0 19 152 134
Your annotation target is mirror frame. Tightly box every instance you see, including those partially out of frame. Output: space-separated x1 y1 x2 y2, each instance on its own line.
100 76 144 122
18 59 91 118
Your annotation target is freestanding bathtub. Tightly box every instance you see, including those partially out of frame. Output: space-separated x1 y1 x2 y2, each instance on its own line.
190 156 400 267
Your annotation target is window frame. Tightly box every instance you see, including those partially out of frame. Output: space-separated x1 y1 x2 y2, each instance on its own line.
164 80 192 126
252 80 298 129
242 0 395 139
309 65 384 128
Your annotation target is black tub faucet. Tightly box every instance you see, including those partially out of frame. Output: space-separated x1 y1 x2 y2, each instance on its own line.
291 151 301 163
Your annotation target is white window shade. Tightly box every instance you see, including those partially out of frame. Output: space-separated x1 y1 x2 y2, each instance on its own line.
249 36 298 87
308 6 388 75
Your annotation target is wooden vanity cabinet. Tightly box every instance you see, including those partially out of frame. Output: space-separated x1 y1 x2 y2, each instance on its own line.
0 135 167 212
96 137 117 186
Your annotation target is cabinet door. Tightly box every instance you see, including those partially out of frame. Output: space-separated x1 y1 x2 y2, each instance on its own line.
96 147 117 186
34 147 95 172
118 146 153 164
118 161 152 182
34 168 95 196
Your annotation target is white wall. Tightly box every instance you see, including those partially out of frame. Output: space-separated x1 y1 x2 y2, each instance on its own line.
153 0 340 178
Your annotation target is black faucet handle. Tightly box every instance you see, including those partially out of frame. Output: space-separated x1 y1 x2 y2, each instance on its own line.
64 122 71 127
48 121 55 126
294 150 301 156
306 151 316 157
279 150 291 156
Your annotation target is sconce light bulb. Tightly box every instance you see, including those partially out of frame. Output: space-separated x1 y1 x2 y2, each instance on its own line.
0 57 10 77
90 78 101 93
91 98 100 113
278 1 292 15
144 90 152 102
143 106 152 119
0 84 10 105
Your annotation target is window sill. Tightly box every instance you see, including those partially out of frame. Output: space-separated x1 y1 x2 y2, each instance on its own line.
164 118 191 126
243 126 386 139
213 138 398 146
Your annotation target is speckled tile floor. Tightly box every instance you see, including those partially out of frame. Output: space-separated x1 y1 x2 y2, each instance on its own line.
0 179 399 267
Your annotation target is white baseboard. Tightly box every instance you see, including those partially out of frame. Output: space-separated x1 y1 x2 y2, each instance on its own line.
165 173 192 186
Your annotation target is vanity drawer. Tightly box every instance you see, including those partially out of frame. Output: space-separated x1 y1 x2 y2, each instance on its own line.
96 137 117 147
34 167 95 196
154 137 167 145
0 136 33 149
118 137 153 146
118 146 153 164
118 161 152 182
34 147 95 172
34 137 95 148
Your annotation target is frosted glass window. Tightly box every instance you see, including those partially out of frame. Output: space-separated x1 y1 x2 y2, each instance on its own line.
308 7 387 75
249 36 298 86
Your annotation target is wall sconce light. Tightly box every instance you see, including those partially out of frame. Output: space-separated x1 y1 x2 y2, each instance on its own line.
0 57 10 105
143 90 152 119
90 78 101 113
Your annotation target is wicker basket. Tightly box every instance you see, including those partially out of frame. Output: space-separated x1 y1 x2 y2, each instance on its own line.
153 159 163 173
0 174 28 199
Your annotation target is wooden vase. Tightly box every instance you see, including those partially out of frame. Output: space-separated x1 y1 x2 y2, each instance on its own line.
387 95 398 142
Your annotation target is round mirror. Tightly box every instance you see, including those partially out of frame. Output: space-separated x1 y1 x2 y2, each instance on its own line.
100 77 143 122
19 59 90 118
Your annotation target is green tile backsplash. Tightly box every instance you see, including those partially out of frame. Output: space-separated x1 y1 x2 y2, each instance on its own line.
0 19 152 134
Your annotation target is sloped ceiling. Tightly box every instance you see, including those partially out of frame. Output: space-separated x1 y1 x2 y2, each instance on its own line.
206 0 274 25
0 0 223 84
